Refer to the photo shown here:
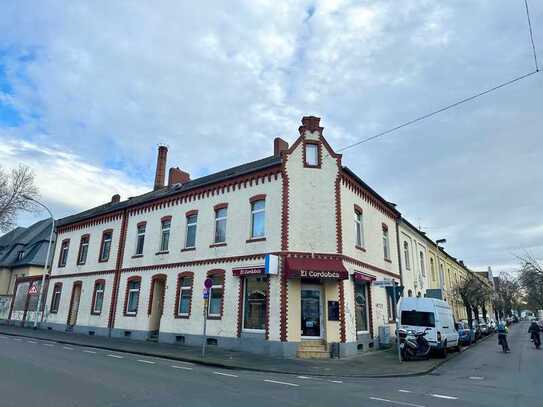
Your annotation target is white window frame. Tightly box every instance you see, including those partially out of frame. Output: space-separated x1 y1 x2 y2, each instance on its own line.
355 210 364 248
159 219 171 252
383 227 390 260
135 224 146 255
242 277 267 333
78 237 89 264
207 280 223 318
59 243 69 266
51 285 62 312
419 251 426 277
126 280 140 315
100 232 112 261
185 215 197 249
93 282 104 313
305 143 318 166
403 241 410 270
214 208 227 243
177 277 192 317
250 200 266 238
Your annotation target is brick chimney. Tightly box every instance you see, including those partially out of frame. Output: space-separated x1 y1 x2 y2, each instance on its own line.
111 194 121 203
154 145 168 190
274 137 289 155
168 167 190 186
299 116 323 136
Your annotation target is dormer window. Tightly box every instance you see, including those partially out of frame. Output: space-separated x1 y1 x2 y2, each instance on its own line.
16 251 24 261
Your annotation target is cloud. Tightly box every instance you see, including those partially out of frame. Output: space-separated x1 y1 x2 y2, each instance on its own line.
0 0 542 273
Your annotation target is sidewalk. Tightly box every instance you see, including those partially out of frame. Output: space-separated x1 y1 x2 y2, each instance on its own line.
0 323 459 378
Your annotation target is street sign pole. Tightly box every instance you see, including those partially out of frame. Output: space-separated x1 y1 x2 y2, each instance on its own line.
202 297 208 358
394 282 402 363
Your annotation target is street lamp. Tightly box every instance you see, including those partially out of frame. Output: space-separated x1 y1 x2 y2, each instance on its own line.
23 195 55 329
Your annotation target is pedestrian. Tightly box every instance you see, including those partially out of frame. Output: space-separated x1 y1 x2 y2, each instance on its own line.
496 321 510 352
528 321 541 349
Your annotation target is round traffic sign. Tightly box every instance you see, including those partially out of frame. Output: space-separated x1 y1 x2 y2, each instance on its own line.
204 278 213 289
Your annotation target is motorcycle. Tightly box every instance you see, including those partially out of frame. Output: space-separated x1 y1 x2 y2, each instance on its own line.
399 328 432 361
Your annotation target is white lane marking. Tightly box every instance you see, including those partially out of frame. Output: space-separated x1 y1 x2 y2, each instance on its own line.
469 376 484 380
63 346 74 350
27 340 37 344
107 354 124 359
369 397 425 407
398 390 412 393
213 371 238 378
329 380 343 384
43 343 55 347
14 338 22 341
430 394 458 400
137 359 155 364
171 365 193 370
297 375 311 379
263 379 299 387
83 350 97 354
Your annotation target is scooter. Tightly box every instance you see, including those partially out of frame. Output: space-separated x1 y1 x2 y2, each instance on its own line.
399 328 432 361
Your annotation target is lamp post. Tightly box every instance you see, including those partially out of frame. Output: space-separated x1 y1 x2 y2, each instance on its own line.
23 195 55 329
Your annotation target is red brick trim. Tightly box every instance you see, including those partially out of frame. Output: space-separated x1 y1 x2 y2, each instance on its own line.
147 274 167 316
50 269 116 279
66 280 82 325
58 238 70 268
236 277 244 337
206 269 225 319
280 154 289 252
185 209 198 217
90 279 106 315
354 204 363 214
303 139 322 168
213 203 228 211
49 282 63 314
279 257 288 341
209 242 227 248
161 216 172 224
367 285 374 338
342 255 400 279
76 234 90 265
335 173 343 254
137 221 147 228
249 194 266 203
246 237 266 243
382 223 388 231
123 275 141 317
341 171 399 220
338 280 346 343
265 277 271 340
98 229 113 263
108 209 128 329
174 272 194 319
57 211 123 234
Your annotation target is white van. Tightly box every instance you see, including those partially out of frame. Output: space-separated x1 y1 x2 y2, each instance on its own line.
398 297 459 357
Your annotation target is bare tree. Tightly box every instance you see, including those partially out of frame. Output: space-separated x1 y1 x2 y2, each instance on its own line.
518 255 543 312
452 273 492 327
493 272 521 320
0 165 39 232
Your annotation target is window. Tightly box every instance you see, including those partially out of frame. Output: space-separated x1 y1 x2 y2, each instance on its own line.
50 283 62 313
91 280 105 314
125 277 141 315
251 200 266 238
354 281 369 332
135 223 146 255
58 239 70 267
99 230 112 262
214 206 227 243
430 258 436 281
354 208 364 248
401 311 435 327
185 212 197 248
403 241 410 270
207 271 224 318
419 251 426 277
304 142 319 167
77 235 90 265
176 273 193 317
159 218 171 252
243 277 267 331
386 292 395 321
439 263 445 286
382 224 390 260
16 251 24 261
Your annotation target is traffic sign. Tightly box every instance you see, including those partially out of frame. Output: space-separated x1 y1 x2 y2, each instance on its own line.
204 278 213 289
202 288 209 299
28 284 39 295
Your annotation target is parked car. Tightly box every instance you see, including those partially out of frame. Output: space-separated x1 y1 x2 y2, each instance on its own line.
488 320 496 332
455 321 475 345
469 320 482 341
479 321 490 336
398 297 460 357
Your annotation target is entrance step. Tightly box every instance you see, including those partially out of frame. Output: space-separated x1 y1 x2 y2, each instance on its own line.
296 340 329 359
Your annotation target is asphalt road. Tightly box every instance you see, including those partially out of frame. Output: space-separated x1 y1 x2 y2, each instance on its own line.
0 322 540 407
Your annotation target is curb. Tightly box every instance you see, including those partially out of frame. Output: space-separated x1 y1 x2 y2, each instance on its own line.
0 328 493 379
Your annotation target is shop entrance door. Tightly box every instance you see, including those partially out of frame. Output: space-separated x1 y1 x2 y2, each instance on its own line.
301 285 323 338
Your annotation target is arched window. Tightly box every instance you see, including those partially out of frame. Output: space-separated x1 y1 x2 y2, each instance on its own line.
50 283 63 313
124 276 141 316
175 272 194 318
419 251 426 277
91 279 105 315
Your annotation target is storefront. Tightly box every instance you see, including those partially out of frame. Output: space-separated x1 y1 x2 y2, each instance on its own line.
232 266 270 337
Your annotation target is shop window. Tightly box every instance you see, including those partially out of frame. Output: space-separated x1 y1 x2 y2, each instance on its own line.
354 281 369 333
99 230 112 262
243 277 267 331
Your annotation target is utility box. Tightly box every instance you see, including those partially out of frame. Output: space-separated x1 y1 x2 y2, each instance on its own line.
378 325 391 349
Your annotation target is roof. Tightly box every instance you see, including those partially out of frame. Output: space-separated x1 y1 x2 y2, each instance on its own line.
0 218 55 268
57 155 282 228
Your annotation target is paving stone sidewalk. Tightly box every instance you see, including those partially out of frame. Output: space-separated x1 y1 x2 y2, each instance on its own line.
0 323 460 377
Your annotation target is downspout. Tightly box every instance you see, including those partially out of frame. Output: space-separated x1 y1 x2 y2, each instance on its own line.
394 218 404 291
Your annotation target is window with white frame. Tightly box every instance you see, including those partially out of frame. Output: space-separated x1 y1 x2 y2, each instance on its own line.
135 223 146 255
208 274 224 317
382 225 390 260
58 240 70 267
354 281 369 332
419 251 426 277
403 241 410 270
126 278 140 314
305 143 318 166
92 281 105 314
243 277 267 331
250 200 265 238
50 283 62 313
99 231 112 262
355 209 364 248
78 235 89 265
159 219 171 252
214 207 227 243
185 214 197 248
177 275 193 316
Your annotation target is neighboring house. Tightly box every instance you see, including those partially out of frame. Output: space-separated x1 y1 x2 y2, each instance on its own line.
398 219 431 298
0 218 55 322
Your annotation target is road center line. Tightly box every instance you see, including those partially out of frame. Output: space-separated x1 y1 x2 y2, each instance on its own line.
43 343 55 347
171 365 193 370
430 394 458 400
137 359 155 364
27 340 36 344
369 397 425 407
469 376 484 380
264 379 299 387
83 350 97 354
398 390 412 393
63 346 74 350
329 380 343 384
14 338 22 341
297 375 311 379
213 371 238 378
107 354 124 359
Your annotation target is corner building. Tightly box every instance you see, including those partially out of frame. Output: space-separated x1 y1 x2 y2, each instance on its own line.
44 116 401 358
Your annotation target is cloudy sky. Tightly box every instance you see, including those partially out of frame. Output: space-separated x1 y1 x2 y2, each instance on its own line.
1 1 541 274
